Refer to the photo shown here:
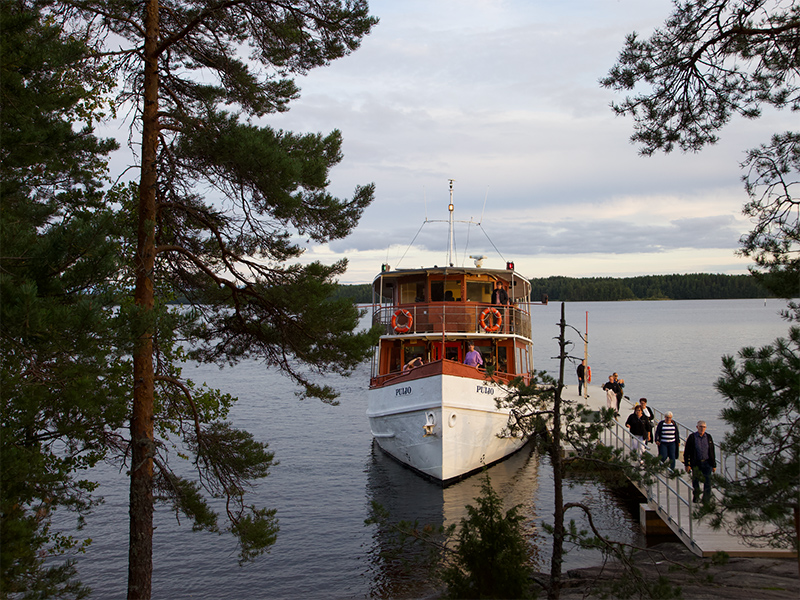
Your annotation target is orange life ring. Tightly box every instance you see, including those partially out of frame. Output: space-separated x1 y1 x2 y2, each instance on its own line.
391 309 413 333
480 307 502 332
586 365 592 383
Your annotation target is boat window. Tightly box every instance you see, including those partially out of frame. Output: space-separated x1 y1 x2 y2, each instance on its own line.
497 346 508 374
432 341 461 362
473 342 492 366
431 280 461 302
431 281 443 302
515 345 530 377
389 345 402 373
404 345 425 364
399 281 425 304
376 280 394 303
466 281 491 303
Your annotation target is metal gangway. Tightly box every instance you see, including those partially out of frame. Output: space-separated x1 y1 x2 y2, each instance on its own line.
598 397 795 558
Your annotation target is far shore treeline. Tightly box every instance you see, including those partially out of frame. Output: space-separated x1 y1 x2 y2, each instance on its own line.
327 273 772 304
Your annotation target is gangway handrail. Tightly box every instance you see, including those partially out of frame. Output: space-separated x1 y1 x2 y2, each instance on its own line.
601 417 696 546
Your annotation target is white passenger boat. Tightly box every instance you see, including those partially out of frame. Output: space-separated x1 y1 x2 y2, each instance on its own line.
367 184 536 483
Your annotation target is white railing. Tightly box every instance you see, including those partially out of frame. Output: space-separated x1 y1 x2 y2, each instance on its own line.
600 418 696 545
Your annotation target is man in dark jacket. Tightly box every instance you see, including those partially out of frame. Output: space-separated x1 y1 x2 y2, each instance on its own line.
683 421 716 504
491 280 508 305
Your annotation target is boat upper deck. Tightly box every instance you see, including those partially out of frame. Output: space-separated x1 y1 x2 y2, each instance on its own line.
371 265 533 340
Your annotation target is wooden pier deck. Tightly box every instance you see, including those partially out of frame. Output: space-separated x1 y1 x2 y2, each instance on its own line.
561 384 797 559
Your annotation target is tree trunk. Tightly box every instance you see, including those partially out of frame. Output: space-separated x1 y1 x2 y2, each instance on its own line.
795 504 799 575
548 302 568 600
128 0 159 597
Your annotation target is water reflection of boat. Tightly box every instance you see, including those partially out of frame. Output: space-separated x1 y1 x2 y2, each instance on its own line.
364 440 543 599
366 182 537 483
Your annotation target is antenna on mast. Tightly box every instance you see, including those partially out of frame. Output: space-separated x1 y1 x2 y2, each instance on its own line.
480 186 489 224
447 179 455 267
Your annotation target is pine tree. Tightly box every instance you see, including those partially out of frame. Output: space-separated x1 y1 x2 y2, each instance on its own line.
714 328 800 566
43 1 379 597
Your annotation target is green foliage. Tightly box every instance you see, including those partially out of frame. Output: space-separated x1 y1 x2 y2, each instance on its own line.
366 475 535 600
441 475 534 599
603 569 682 600
713 326 800 552
710 551 730 565
0 1 126 595
329 283 372 303
738 131 800 315
601 0 800 155
335 274 771 303
528 273 771 302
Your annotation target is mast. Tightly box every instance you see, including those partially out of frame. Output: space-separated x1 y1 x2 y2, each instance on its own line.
583 311 589 398
448 179 455 267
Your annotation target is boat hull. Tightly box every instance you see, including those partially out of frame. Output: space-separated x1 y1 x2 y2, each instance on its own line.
367 367 528 483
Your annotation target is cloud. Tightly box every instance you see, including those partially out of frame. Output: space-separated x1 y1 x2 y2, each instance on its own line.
327 212 745 256
101 0 792 283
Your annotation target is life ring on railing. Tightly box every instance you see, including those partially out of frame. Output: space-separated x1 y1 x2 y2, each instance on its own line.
480 307 502 332
391 309 413 333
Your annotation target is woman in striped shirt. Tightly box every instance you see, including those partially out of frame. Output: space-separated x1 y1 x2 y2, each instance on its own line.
655 412 680 469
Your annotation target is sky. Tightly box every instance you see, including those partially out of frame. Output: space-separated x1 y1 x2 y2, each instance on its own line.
109 0 792 284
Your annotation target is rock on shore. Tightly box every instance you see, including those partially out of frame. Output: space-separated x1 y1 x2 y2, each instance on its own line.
558 542 799 599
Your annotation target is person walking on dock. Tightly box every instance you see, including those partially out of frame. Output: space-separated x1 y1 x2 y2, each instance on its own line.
655 411 680 469
602 375 622 413
612 372 625 410
683 421 716 504
625 405 649 463
577 360 587 396
639 398 654 445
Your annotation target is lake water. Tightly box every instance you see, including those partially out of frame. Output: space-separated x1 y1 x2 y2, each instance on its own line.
62 298 790 599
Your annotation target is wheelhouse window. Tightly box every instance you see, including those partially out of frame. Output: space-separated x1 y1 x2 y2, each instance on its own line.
466 281 491 303
399 279 426 304
431 279 461 302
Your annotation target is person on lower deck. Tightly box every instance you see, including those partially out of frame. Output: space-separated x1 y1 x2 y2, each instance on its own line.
463 343 483 367
403 357 423 372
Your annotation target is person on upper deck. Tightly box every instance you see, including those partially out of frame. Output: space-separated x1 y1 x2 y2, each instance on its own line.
464 343 483 368
491 281 508 305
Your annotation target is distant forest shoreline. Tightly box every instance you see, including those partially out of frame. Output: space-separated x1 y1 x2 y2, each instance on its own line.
331 273 772 303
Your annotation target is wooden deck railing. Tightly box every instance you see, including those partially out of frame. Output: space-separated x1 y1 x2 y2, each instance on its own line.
372 302 532 338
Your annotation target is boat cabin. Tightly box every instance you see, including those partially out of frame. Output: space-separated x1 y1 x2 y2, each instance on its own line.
369 266 534 387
